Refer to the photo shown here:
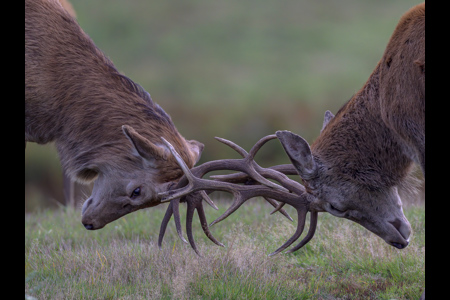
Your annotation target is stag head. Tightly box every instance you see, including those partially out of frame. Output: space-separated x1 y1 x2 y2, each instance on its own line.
275 113 411 249
81 125 203 230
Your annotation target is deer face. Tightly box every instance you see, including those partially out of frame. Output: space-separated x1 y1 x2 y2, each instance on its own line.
81 125 203 230
276 130 412 249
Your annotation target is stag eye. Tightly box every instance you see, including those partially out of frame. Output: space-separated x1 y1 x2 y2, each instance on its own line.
330 204 341 211
329 203 346 214
130 187 141 199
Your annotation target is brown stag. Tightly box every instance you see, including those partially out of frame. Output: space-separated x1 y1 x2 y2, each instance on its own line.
158 2 425 256
25 0 292 232
25 0 205 229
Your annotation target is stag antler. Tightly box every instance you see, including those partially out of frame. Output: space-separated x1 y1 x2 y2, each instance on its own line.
157 135 293 255
157 135 318 256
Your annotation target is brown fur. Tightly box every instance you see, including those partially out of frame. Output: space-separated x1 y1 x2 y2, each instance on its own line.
25 0 203 229
314 3 425 185
58 0 76 18
25 0 200 183
277 3 425 250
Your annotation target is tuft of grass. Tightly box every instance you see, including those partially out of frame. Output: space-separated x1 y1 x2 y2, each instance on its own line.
25 198 424 299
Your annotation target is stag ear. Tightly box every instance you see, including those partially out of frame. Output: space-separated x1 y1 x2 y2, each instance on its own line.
276 130 318 180
187 139 204 164
122 125 168 162
321 110 335 133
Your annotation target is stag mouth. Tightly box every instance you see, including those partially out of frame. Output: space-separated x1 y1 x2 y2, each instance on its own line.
390 241 409 249
385 217 411 249
388 234 410 249
83 223 97 230
387 223 410 249
81 221 105 231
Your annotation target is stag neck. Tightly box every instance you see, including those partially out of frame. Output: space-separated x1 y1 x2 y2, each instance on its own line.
311 64 413 189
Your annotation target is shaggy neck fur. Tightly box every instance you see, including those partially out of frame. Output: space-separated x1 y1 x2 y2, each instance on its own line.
311 64 413 190
25 0 195 183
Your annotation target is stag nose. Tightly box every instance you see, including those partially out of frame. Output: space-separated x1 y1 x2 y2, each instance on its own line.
81 198 93 215
390 218 411 240
388 217 411 249
83 223 94 230
391 241 409 249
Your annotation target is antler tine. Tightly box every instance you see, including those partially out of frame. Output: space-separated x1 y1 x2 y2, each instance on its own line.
214 136 294 222
285 211 318 253
215 135 289 193
208 192 248 227
247 134 277 160
158 197 189 248
185 196 201 256
268 208 308 257
211 164 298 183
172 197 188 244
158 191 224 252
270 202 286 215
195 194 224 247
264 197 293 222
158 200 175 249
159 137 196 202
185 192 225 256
200 190 218 210
238 135 290 192
214 137 247 158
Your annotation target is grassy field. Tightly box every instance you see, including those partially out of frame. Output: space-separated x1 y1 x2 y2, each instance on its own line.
25 1 425 298
25 197 424 299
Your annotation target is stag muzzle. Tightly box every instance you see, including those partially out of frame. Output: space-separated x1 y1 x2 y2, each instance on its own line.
387 216 411 249
81 197 106 230
319 200 412 250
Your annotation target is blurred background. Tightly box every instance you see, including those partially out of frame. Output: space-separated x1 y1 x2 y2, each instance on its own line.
25 0 423 212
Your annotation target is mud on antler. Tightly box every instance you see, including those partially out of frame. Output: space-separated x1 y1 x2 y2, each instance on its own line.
157 134 318 256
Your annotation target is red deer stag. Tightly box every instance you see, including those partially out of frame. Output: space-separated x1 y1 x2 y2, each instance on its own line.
158 3 425 255
25 0 293 238
25 0 205 230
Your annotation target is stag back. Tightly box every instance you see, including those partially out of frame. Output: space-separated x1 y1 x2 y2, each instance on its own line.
25 0 203 230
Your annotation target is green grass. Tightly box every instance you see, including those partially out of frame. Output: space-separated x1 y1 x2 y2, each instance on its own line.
25 198 424 299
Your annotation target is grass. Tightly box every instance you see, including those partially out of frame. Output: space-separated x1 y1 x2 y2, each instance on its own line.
25 197 424 299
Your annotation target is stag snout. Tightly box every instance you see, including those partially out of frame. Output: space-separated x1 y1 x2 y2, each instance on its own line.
80 178 174 231
81 197 102 230
81 197 92 216
391 241 409 250
388 217 411 249
83 223 94 230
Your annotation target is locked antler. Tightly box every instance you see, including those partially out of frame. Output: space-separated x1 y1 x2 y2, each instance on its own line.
157 134 318 256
